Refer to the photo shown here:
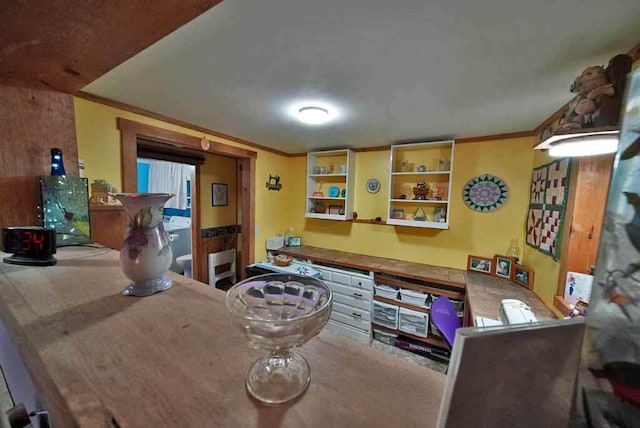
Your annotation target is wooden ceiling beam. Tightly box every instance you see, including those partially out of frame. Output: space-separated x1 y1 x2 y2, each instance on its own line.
0 0 223 93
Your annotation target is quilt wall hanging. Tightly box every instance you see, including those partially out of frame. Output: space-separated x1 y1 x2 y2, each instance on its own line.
525 158 572 260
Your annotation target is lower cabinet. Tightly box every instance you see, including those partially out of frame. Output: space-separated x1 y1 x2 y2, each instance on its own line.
296 260 465 350
312 264 373 344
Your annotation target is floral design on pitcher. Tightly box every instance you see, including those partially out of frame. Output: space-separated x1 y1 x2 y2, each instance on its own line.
125 207 152 260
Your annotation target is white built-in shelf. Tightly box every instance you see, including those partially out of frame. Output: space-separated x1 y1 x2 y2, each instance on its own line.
306 149 355 221
308 196 347 200
387 140 455 229
389 199 448 204
390 171 451 176
308 173 347 178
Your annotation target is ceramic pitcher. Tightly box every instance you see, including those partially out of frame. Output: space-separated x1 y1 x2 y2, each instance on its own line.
112 193 174 296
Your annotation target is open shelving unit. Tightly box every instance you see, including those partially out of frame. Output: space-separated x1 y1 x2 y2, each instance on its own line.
386 140 455 229
306 149 355 220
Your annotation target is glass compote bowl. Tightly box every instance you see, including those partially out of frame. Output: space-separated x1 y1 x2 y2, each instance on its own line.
225 273 332 404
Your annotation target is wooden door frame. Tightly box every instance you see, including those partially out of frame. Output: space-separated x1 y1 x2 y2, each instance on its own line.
117 118 256 283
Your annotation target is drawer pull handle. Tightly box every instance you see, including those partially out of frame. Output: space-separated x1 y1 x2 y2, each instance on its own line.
353 293 363 298
352 312 362 318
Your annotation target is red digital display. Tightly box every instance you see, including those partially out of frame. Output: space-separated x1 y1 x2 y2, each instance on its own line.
2 227 56 257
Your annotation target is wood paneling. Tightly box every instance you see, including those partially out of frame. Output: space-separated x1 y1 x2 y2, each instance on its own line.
0 1 222 93
89 205 126 250
555 155 614 306
0 86 78 229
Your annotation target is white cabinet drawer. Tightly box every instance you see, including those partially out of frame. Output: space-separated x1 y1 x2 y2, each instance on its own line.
332 301 370 321
351 276 373 291
331 271 351 286
316 268 332 282
330 310 371 332
327 282 371 309
326 320 370 344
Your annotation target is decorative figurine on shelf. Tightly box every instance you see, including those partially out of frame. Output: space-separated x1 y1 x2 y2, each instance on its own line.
413 182 429 200
400 160 409 172
434 207 446 223
413 207 427 221
341 188 346 198
433 183 447 201
417 162 427 172
556 54 632 131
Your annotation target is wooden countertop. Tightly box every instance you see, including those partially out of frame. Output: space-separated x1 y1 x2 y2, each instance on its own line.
277 246 466 289
465 271 556 324
0 247 446 427
277 246 556 325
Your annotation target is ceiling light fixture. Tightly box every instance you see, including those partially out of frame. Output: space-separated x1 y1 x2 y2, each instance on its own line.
547 131 619 157
297 106 330 125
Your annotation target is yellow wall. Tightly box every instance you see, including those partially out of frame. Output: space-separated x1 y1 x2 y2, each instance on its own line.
200 153 237 228
522 150 563 316
289 137 535 269
74 97 296 261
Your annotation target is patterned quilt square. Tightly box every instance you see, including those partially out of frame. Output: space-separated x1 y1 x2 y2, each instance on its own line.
545 158 570 205
530 166 547 204
539 209 562 258
526 208 543 247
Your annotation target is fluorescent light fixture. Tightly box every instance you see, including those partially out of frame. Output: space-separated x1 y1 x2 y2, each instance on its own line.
297 106 330 125
548 131 619 157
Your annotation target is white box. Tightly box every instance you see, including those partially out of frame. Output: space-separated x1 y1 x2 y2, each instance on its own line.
399 307 429 338
374 283 399 300
399 288 428 306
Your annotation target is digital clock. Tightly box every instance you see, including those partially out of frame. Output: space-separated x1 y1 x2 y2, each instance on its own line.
2 227 57 266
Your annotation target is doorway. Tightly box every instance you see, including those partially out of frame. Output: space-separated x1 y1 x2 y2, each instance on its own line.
118 118 256 284
137 157 196 277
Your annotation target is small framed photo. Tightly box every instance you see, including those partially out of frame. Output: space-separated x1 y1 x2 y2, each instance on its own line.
391 209 405 220
328 205 342 215
494 255 516 280
467 255 492 274
211 183 228 207
514 264 534 290
289 236 302 246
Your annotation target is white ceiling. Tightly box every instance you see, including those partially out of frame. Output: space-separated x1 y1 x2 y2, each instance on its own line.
84 0 640 154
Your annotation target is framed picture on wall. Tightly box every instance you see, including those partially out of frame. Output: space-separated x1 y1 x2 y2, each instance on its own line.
211 183 228 207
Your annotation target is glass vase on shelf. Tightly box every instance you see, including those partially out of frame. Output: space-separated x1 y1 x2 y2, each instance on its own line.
50 148 67 176
507 238 520 262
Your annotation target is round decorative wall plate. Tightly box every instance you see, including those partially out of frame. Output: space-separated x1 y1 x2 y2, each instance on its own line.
463 174 508 212
366 178 381 194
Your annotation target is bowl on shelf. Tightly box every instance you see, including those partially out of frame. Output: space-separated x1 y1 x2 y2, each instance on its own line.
225 273 332 404
274 254 293 267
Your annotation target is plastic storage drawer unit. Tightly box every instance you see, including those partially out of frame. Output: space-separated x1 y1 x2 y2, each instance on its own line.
372 300 399 330
399 288 428 306
374 283 399 300
399 307 429 338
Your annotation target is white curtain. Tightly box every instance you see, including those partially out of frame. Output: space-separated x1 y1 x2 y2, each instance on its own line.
148 160 191 209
